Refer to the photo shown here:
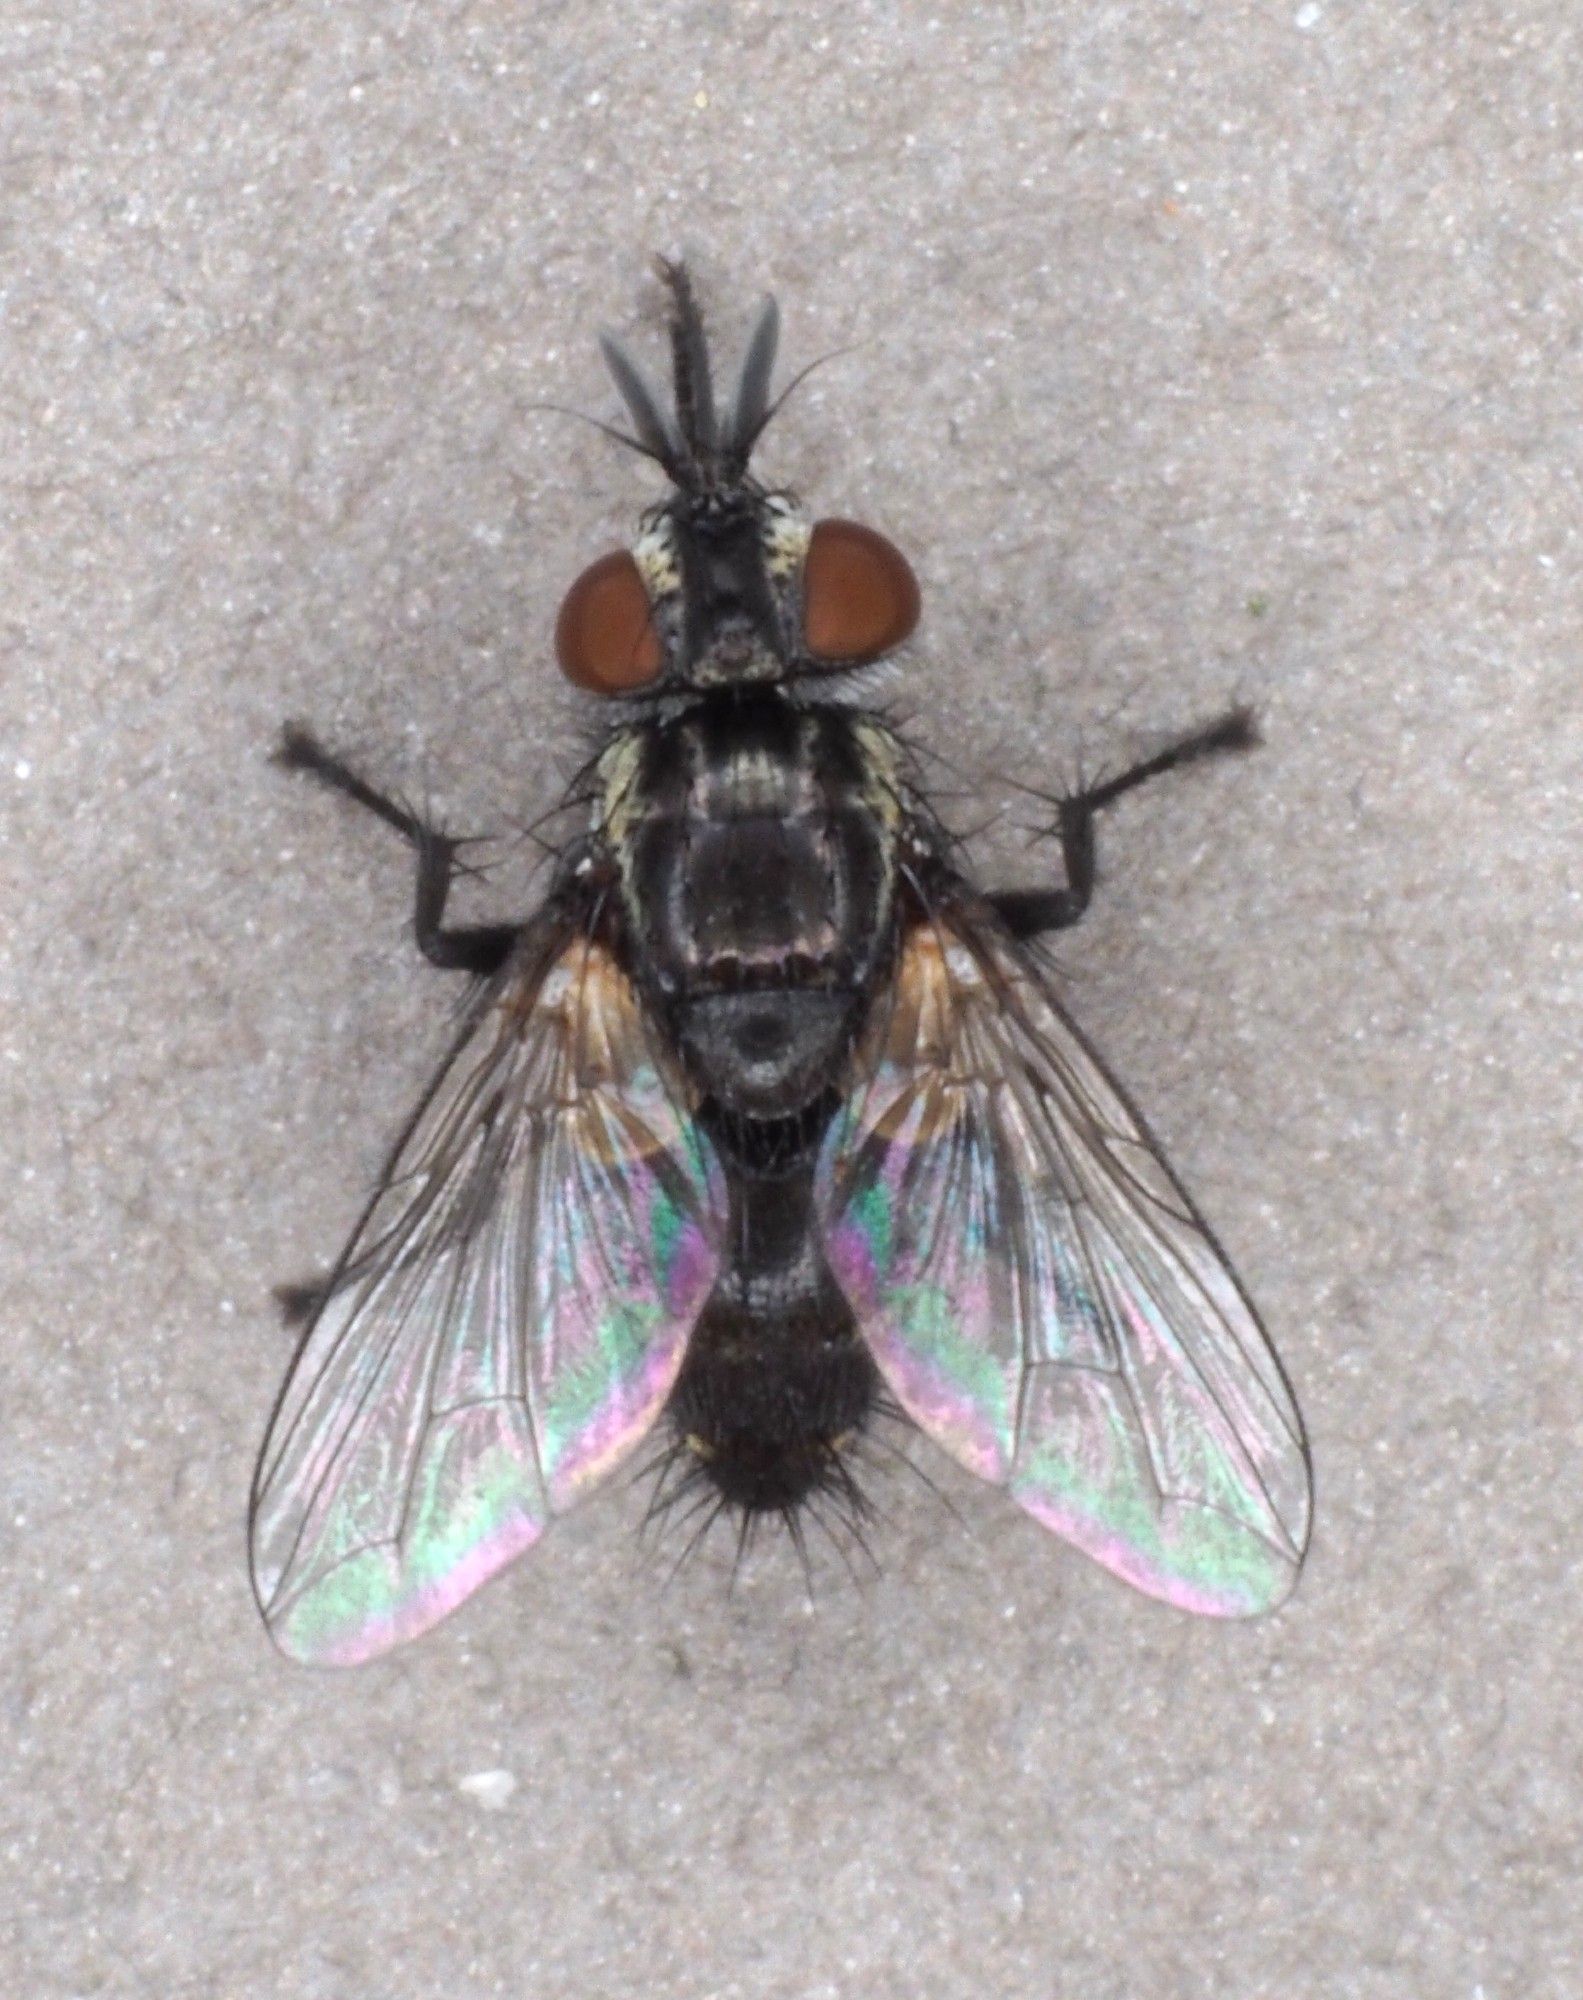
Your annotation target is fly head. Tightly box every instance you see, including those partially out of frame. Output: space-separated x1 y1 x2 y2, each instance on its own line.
555 260 920 698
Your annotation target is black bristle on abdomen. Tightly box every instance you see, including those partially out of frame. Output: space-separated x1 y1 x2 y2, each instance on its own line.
666 1302 878 1518
703 1088 842 1174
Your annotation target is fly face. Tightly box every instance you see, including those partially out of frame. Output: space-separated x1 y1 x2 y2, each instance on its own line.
251 263 1311 1664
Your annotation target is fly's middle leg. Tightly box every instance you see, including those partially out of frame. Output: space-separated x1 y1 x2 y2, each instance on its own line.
992 707 1259 940
273 724 519 976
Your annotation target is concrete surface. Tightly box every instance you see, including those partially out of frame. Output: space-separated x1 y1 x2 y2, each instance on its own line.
5 2 1579 1995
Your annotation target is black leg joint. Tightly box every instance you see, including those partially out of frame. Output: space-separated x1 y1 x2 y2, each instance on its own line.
275 723 520 979
992 706 1257 941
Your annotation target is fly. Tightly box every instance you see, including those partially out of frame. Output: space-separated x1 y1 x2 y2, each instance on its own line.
250 260 1312 1664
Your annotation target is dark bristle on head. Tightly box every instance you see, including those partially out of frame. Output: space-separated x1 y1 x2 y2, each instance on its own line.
600 261 782 496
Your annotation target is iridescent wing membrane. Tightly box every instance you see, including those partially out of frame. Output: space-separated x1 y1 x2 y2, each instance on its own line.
250 923 723 1664
818 903 1311 1616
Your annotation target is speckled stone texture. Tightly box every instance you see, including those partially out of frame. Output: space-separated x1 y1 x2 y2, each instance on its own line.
5 3 1578 1996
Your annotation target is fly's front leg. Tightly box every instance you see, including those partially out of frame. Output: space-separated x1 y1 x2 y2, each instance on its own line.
992 707 1258 941
274 724 519 977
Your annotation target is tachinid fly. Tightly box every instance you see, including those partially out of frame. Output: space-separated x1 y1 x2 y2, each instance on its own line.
250 262 1312 1664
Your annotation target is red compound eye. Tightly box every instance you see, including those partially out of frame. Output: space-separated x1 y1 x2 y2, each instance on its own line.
801 518 920 664
554 550 664 694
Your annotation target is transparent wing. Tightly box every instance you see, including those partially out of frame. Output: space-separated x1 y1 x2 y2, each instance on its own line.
818 903 1310 1616
250 922 724 1664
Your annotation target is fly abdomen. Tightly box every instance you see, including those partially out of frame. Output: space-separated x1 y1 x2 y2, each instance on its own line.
666 1137 877 1519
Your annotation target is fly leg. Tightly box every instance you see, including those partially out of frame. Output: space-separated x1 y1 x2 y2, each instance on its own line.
274 723 519 976
992 707 1258 940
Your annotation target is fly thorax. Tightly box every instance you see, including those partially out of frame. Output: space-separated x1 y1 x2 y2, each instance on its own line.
683 734 837 982
613 701 897 1119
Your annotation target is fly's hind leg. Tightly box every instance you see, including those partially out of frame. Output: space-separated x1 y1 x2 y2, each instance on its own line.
992 706 1258 941
274 723 519 977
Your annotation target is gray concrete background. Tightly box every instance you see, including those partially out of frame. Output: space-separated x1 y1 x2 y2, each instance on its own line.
5 3 1578 1995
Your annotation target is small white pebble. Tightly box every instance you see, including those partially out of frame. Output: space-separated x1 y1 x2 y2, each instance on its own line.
1294 2 1322 27
14 759 30 780
457 1768 517 1812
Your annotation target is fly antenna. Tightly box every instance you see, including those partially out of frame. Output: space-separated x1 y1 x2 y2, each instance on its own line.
599 265 793 494
597 329 681 473
723 294 780 475
656 257 718 467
